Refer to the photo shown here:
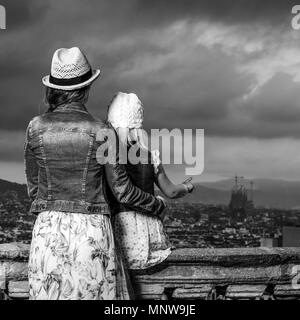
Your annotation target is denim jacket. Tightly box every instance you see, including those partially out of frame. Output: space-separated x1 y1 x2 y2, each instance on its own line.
24 103 164 216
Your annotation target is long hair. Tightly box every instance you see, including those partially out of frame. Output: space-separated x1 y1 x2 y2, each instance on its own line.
45 86 90 112
116 127 150 165
117 127 149 151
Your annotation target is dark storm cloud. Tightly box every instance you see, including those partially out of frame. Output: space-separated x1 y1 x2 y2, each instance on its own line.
2 0 297 33
0 131 24 161
136 0 298 26
248 73 300 123
104 45 253 127
2 0 300 183
1 0 300 139
1 0 49 30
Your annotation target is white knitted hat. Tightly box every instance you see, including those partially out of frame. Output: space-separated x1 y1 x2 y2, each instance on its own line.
108 92 144 129
42 47 100 91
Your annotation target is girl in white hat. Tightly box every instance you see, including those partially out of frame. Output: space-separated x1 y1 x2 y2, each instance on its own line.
106 92 194 270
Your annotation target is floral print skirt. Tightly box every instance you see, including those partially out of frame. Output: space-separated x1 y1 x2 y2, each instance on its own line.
113 212 172 270
28 211 132 300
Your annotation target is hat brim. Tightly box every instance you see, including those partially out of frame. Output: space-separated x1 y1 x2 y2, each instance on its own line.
42 69 101 91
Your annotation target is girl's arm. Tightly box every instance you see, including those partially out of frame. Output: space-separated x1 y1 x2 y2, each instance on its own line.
104 127 165 217
152 151 194 199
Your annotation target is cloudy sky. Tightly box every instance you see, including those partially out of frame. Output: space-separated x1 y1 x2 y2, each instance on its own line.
1 0 300 184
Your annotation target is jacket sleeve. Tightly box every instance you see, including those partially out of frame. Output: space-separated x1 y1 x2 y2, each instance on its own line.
24 121 39 201
103 127 165 216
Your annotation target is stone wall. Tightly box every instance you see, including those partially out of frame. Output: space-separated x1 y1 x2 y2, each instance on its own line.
1 243 300 300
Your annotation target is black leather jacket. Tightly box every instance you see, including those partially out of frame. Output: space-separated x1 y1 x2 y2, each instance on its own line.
105 148 156 215
24 102 164 216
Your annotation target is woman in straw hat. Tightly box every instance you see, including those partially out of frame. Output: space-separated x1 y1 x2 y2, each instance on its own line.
106 92 194 271
24 47 165 300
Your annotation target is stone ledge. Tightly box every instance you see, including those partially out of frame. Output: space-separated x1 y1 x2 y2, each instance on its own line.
1 243 300 300
2 243 300 267
0 243 30 261
225 285 268 300
172 285 216 300
8 281 29 299
167 248 300 267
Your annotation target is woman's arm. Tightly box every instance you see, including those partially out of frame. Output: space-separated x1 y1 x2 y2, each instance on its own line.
24 121 39 201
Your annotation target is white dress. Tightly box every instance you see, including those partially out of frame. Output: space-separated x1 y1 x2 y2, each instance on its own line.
113 150 172 270
28 211 133 300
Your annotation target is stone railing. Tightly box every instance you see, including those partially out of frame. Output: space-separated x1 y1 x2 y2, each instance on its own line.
1 243 300 300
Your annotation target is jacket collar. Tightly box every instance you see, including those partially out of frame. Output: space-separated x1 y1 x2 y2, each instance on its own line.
53 102 89 114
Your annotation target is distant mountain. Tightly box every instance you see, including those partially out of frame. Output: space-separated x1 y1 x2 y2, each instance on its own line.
164 184 229 205
0 177 300 210
171 178 300 209
0 179 28 200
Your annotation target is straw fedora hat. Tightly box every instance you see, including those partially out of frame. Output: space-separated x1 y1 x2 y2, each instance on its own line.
42 47 100 91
